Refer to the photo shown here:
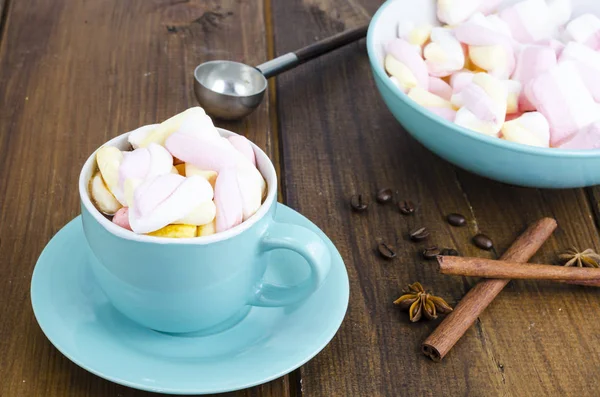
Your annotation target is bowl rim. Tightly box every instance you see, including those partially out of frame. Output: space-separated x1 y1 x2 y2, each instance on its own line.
366 0 600 158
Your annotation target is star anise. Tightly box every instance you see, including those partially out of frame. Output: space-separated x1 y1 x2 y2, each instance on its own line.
393 282 453 322
559 247 600 268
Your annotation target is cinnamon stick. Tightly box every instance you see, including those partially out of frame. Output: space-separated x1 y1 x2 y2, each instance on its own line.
438 256 600 285
422 218 557 362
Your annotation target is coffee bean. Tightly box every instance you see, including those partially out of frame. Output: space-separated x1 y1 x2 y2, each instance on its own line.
410 227 430 242
440 248 460 256
398 200 415 215
378 242 397 259
422 246 440 260
446 213 466 227
472 234 494 250
376 188 393 204
350 194 368 212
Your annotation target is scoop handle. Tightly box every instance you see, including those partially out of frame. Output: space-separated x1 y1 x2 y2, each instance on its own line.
256 25 368 79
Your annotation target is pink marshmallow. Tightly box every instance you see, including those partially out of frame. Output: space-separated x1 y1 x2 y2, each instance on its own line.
112 207 132 231
505 112 524 122
499 0 554 44
214 167 243 232
526 62 600 146
557 122 600 149
386 39 429 90
450 71 475 94
512 45 557 111
165 131 237 172
564 14 600 51
228 135 256 166
426 107 457 122
535 38 565 57
459 83 501 122
428 77 453 101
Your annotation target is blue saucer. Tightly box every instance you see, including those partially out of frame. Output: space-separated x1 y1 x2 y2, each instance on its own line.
31 204 349 395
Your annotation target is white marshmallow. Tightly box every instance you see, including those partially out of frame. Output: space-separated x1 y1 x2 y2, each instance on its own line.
559 41 600 101
501 112 550 147
128 124 159 149
437 0 483 25
563 13 600 49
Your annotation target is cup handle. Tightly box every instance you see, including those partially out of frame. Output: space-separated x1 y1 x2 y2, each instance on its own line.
249 221 332 307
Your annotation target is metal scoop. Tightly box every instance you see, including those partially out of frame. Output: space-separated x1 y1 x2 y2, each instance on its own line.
193 25 368 120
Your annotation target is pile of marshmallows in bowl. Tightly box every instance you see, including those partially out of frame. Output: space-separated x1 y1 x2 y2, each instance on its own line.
89 107 267 238
384 0 600 149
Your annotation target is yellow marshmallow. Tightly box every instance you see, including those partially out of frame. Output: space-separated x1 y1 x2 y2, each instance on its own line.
197 221 217 237
469 45 507 75
408 87 454 109
90 172 122 215
96 146 123 200
139 107 205 148
407 24 432 47
147 224 197 238
170 166 179 174
174 200 217 226
385 55 419 92
185 163 217 189
472 73 507 107
174 163 186 176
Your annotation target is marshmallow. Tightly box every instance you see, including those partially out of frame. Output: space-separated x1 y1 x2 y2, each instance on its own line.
547 0 572 27
129 174 214 234
563 13 600 50
197 220 217 237
398 21 433 49
166 131 238 172
455 13 515 78
437 0 483 25
501 112 550 147
138 107 219 148
499 0 555 43
526 61 600 145
214 167 244 233
512 45 557 110
147 224 197 238
452 73 507 136
536 38 566 57
557 121 600 149
423 28 465 77
385 39 429 91
429 77 453 100
185 163 217 188
119 143 173 200
408 87 455 109
450 69 475 94
559 41 600 102
128 124 159 149
112 207 132 231
427 107 458 122
90 172 122 215
228 135 256 166
504 80 522 114
174 200 217 226
96 146 124 204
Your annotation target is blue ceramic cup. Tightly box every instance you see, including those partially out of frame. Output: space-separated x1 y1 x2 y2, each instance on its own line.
79 129 331 334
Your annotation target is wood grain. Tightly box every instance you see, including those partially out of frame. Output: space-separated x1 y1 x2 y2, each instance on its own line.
0 0 290 396
272 0 600 395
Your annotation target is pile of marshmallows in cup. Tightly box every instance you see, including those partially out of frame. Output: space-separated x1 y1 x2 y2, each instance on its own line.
89 107 267 238
384 0 600 149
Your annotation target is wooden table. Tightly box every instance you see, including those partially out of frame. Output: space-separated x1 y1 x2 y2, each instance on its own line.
2 0 600 395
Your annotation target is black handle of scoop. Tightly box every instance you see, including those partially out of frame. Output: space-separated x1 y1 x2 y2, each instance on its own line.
256 25 368 79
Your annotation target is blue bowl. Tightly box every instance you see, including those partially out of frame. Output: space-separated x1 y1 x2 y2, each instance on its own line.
366 0 600 188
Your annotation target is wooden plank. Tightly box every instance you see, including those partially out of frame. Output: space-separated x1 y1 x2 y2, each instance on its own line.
0 0 291 396
272 1 600 395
